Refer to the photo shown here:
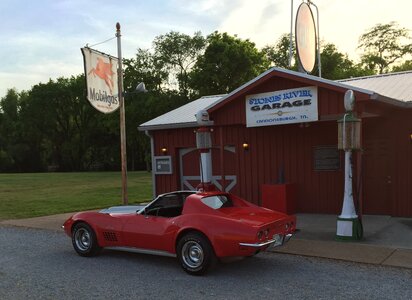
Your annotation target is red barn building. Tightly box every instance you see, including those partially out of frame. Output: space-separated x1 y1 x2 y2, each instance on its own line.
139 68 412 217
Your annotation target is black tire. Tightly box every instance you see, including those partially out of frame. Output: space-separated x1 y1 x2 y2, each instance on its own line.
176 232 216 275
72 222 102 257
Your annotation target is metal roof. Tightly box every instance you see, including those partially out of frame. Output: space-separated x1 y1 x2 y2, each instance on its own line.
139 68 412 131
339 71 412 105
138 94 226 131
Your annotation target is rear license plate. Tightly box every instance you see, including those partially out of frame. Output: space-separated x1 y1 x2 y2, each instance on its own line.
273 234 284 247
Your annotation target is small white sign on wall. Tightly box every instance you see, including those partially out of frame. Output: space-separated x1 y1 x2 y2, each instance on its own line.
245 86 318 127
154 156 172 174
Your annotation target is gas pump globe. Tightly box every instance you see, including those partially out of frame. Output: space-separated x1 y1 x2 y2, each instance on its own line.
196 127 212 150
338 113 361 150
336 90 363 241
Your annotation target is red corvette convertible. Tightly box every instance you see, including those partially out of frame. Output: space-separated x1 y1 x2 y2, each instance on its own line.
63 191 296 275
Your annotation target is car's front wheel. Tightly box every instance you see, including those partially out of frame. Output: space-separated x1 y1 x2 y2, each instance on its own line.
177 232 216 275
72 222 101 257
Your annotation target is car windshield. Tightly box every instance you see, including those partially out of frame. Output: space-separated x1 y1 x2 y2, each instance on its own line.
201 195 233 209
142 191 195 217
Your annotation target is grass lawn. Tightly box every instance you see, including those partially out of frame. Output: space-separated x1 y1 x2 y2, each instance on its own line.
0 171 153 220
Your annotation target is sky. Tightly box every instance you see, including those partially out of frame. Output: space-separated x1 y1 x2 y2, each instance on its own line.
1 0 411 98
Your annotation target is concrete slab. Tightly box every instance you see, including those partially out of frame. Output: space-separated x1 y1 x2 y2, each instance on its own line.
382 249 412 269
295 214 412 250
271 238 396 265
0 212 75 232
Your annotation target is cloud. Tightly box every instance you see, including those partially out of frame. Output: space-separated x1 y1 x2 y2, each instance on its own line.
217 0 288 46
172 0 232 16
0 58 83 97
306 0 411 60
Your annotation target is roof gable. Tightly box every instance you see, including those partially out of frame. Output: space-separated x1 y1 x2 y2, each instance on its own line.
207 67 374 113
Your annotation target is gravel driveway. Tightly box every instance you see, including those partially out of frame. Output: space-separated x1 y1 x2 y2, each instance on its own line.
1 226 411 300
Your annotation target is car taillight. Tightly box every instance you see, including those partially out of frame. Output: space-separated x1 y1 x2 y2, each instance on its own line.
285 221 295 231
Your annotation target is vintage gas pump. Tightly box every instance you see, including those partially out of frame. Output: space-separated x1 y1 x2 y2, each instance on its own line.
336 90 363 240
195 110 216 192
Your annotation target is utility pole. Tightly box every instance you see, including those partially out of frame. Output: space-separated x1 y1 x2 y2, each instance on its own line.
116 22 128 205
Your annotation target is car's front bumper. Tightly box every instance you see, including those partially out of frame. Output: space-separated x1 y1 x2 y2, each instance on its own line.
239 233 293 248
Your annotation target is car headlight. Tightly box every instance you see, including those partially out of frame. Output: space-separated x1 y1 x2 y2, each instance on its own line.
257 231 263 240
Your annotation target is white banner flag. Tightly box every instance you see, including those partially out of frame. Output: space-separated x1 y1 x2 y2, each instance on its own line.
81 47 119 113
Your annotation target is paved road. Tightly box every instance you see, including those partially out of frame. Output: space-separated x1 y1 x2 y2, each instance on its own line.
1 226 411 300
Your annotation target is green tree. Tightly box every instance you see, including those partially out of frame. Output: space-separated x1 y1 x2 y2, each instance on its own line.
392 60 412 72
19 75 114 171
189 32 270 96
153 31 206 98
262 33 297 70
0 89 20 171
123 48 168 93
358 22 412 74
0 89 48 172
314 43 373 80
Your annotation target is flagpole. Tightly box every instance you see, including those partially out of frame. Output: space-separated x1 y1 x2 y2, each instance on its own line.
116 22 128 205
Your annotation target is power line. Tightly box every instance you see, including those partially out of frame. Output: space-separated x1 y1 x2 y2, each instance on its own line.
86 36 116 48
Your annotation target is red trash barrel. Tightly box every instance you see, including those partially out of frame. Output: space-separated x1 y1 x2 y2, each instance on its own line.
261 183 296 214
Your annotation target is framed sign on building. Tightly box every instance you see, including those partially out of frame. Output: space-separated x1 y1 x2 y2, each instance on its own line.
313 145 340 171
154 156 173 174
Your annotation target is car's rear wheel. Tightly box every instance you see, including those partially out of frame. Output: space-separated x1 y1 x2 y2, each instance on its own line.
177 232 216 275
72 222 101 257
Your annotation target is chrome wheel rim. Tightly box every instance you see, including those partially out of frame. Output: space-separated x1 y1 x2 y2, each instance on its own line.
74 228 91 251
181 241 204 269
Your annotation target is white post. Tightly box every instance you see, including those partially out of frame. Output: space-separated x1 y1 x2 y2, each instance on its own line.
336 89 363 240
339 150 357 218
200 151 212 183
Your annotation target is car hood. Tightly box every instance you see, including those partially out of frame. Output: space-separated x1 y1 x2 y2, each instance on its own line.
219 207 288 226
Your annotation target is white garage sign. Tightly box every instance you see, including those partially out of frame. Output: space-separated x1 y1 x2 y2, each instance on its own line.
245 86 318 127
